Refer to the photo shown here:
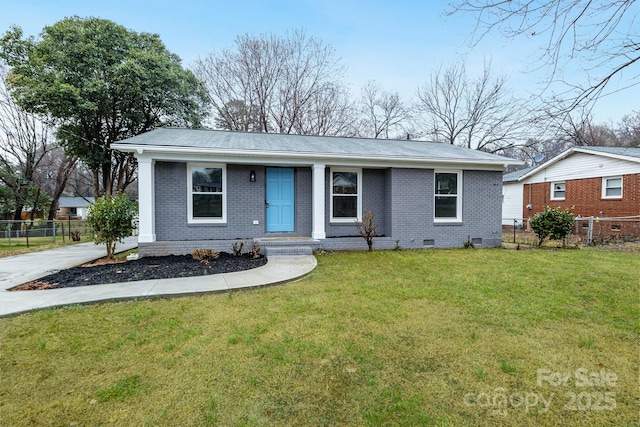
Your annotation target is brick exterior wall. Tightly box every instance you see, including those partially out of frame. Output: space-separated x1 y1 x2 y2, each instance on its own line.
154 162 311 242
324 168 387 237
522 173 640 219
381 169 503 249
143 161 504 256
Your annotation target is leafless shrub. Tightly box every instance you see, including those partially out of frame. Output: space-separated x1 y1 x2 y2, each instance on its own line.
231 240 245 256
192 249 219 265
247 242 261 259
355 210 377 252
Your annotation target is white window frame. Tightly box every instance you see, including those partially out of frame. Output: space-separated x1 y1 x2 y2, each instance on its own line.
187 163 227 224
602 176 622 199
550 181 566 201
330 167 362 223
434 170 463 223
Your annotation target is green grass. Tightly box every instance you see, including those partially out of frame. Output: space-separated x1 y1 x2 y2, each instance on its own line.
1 247 638 426
0 236 90 258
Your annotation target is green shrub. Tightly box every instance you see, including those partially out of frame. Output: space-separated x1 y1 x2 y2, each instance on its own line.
529 205 575 247
86 193 137 259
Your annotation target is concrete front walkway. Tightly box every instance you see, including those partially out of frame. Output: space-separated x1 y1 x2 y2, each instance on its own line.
0 238 317 318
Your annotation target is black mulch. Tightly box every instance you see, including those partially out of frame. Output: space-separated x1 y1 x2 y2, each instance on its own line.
12 253 267 290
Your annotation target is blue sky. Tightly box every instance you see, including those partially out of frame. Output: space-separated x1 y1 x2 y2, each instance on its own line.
1 0 637 124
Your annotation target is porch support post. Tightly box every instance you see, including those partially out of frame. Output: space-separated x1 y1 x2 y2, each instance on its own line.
311 163 326 239
137 155 156 243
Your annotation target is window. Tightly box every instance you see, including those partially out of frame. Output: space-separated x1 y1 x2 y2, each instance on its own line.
187 163 226 223
602 176 622 198
434 171 462 222
551 181 566 200
330 168 361 222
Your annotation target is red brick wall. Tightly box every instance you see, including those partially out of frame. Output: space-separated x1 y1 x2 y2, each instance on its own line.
522 173 640 219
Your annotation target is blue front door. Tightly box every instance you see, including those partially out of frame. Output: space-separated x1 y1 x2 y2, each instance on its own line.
266 167 295 232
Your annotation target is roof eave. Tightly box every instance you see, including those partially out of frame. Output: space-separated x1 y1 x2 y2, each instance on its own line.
112 143 522 168
574 147 640 163
517 146 640 181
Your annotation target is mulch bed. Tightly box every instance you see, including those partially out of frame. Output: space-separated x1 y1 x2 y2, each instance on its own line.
11 253 267 291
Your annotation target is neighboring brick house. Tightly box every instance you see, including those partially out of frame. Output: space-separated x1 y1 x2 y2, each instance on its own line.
56 197 95 219
502 166 535 226
112 128 520 256
507 147 640 235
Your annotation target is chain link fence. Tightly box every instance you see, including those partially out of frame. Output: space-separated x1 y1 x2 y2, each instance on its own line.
503 216 640 246
0 219 93 247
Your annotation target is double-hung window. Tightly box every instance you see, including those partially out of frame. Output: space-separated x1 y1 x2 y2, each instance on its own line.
551 181 566 200
602 176 622 198
434 171 462 222
330 168 361 222
188 163 226 223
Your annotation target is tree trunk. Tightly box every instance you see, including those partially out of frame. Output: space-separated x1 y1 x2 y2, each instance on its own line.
29 187 41 224
47 156 78 221
92 169 100 199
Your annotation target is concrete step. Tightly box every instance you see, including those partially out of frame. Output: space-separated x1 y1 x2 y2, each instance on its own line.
265 246 314 256
256 238 320 256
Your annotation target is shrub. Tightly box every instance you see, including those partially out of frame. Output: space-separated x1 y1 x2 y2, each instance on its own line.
463 236 475 249
86 193 137 259
248 241 261 259
231 240 245 256
192 249 219 265
529 205 575 247
355 210 377 252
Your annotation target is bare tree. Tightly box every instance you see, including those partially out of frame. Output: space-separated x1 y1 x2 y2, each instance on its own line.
448 0 639 112
193 29 357 136
416 61 525 153
36 147 79 220
617 111 640 147
214 99 261 131
359 81 411 139
0 64 53 223
291 82 359 136
0 63 78 222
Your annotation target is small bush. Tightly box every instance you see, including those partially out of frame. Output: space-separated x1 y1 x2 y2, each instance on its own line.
463 236 475 249
192 249 219 265
231 240 245 256
529 205 575 247
248 242 261 259
86 193 137 259
355 210 377 252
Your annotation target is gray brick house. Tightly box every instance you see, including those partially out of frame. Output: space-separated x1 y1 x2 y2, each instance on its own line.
112 128 521 256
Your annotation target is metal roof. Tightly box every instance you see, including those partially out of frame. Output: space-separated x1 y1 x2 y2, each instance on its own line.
112 128 521 167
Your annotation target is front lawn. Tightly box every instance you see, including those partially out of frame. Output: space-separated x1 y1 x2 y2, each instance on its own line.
0 248 638 426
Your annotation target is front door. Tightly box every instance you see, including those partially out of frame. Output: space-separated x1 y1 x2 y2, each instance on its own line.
266 167 295 232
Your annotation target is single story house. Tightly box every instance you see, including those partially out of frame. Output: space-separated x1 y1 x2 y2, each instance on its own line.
56 196 95 220
507 146 640 235
112 128 521 256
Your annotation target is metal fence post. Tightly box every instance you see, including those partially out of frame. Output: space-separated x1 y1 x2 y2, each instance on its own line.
587 217 594 246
